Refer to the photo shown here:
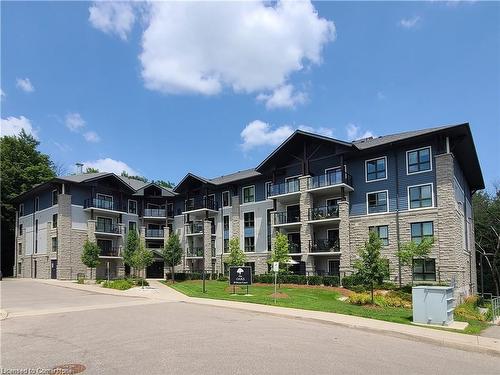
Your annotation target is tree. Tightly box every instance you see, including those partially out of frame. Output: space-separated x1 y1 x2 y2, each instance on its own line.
81 240 101 280
85 167 99 173
1 130 56 276
152 179 176 189
225 238 246 267
268 232 291 272
354 231 389 303
121 171 148 183
123 229 139 275
131 243 154 288
162 233 183 282
397 237 434 284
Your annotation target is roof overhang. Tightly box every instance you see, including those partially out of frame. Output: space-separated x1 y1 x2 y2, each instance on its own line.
173 173 216 194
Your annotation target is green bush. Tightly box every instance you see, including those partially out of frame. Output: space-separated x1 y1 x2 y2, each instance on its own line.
217 275 229 282
254 274 275 283
379 293 412 309
127 277 149 287
455 298 486 322
341 274 363 289
102 279 133 290
322 275 340 287
348 293 372 305
387 290 412 302
350 285 367 293
307 275 322 285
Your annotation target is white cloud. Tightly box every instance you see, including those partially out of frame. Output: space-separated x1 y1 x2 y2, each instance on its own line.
399 16 421 29
16 78 35 93
346 123 374 141
65 112 86 132
256 84 307 109
81 158 139 175
0 116 38 138
240 120 334 151
88 2 136 40
83 131 101 143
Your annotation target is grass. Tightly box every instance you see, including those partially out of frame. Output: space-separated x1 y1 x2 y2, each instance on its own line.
166 280 491 335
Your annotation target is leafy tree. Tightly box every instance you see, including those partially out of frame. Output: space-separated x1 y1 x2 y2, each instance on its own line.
131 243 154 288
121 171 148 183
153 179 176 189
354 231 389 303
268 232 291 272
397 237 434 283
162 233 182 282
1 130 56 275
123 229 139 275
474 188 500 295
81 240 101 280
225 238 246 267
85 167 99 173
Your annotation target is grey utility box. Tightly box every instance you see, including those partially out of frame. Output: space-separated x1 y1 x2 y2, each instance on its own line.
412 286 455 326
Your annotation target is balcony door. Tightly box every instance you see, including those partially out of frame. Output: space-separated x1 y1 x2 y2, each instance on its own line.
327 229 339 243
286 205 300 223
325 167 342 185
97 217 113 232
287 232 300 253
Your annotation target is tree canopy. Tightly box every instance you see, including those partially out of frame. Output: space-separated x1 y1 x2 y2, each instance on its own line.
162 233 183 281
81 240 101 280
225 238 246 267
268 232 291 272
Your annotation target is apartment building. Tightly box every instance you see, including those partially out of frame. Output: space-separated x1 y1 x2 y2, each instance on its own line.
12 123 483 297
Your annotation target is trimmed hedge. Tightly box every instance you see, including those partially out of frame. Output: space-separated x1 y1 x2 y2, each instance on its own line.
253 274 339 287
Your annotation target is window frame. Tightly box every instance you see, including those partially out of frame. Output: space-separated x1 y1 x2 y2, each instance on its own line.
369 225 389 246
52 214 58 229
242 185 255 204
366 190 389 215
265 181 272 200
34 196 39 212
19 203 24 217
411 221 434 244
51 236 58 253
244 236 255 252
34 219 38 253
128 221 137 232
51 189 58 206
222 190 231 207
406 146 432 175
412 258 436 281
244 211 255 229
223 215 230 231
408 183 434 210
365 156 388 182
128 199 138 215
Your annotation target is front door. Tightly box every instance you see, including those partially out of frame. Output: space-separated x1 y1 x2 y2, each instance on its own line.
51 260 57 279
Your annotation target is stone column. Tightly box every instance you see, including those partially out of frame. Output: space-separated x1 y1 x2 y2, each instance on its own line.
299 175 313 274
203 219 213 273
338 200 352 277
231 195 240 241
87 220 96 242
140 225 146 247
57 194 73 279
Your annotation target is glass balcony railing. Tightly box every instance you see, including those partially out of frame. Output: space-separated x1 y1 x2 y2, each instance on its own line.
307 170 353 190
188 222 204 234
95 222 121 234
145 229 164 238
84 198 124 212
309 239 340 253
273 211 301 225
186 247 204 257
288 243 301 254
268 179 300 197
308 205 339 221
184 196 218 212
143 208 166 217
99 247 120 257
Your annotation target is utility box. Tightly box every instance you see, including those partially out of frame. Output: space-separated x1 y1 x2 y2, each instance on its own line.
412 286 455 326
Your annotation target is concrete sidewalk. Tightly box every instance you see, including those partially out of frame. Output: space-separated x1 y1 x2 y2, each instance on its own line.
35 279 500 356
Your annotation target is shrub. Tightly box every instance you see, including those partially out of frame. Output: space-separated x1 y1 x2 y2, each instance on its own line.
307 275 322 285
217 275 229 282
377 282 398 290
350 285 367 293
341 274 363 289
455 299 486 322
400 284 413 294
387 290 412 302
127 277 149 287
322 275 340 287
380 295 412 309
102 279 133 290
348 293 372 305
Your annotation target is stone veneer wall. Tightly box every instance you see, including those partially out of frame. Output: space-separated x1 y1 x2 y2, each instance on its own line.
299 176 313 273
203 219 213 272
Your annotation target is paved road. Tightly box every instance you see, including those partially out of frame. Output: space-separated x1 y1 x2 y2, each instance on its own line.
1 280 499 375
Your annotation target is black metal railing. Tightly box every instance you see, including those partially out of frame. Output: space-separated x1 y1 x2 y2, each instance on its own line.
308 205 339 221
84 198 124 212
307 170 353 190
145 229 164 238
274 211 301 225
99 247 120 257
309 239 340 253
186 247 204 257
189 222 204 234
288 243 301 254
184 196 218 212
268 179 300 197
143 208 166 217
95 222 121 234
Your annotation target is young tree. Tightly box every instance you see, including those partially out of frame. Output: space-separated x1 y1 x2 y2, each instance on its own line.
225 238 246 267
397 237 434 284
354 231 389 303
163 233 182 282
268 232 291 272
123 229 139 275
131 243 154 288
152 180 176 189
81 240 101 280
85 167 99 173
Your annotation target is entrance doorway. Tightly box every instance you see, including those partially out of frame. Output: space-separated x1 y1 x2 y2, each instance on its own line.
51 260 57 279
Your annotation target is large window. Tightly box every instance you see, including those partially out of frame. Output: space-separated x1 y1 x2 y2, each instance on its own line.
242 186 255 203
366 157 387 182
409 184 433 209
128 200 137 214
19 224 23 235
244 212 255 228
223 215 229 231
369 225 389 246
267 209 272 251
52 190 58 206
367 191 388 214
413 259 436 281
411 221 434 244
52 214 58 229
224 239 229 253
265 182 272 199
407 146 431 174
51 237 58 253
222 191 230 207
244 237 255 252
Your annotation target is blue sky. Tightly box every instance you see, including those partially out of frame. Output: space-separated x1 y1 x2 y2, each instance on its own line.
1 1 499 190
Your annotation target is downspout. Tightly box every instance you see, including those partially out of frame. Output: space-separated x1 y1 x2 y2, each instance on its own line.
394 146 402 288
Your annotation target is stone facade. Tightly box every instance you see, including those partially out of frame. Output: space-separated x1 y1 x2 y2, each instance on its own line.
299 176 313 273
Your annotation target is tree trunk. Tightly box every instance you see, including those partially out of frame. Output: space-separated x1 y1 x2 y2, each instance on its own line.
371 282 374 304
171 265 175 283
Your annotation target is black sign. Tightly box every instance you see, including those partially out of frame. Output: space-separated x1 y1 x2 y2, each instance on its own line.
229 266 252 285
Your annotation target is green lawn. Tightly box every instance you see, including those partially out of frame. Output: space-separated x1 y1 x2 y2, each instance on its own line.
166 280 490 335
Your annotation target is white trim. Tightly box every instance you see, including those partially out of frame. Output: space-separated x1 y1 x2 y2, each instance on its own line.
242 185 256 204
365 156 388 183
222 190 231 207
406 146 432 175
366 190 389 215
51 189 58 206
128 199 138 214
407 182 435 211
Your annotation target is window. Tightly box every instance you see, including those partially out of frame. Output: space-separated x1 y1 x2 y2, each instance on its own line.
244 212 254 228
265 182 272 199
34 196 39 212
411 221 434 244
52 190 58 205
367 191 388 214
413 259 436 281
129 221 137 232
222 191 230 207
223 215 229 231
369 225 389 246
224 239 229 253
51 237 58 253
244 237 255 252
128 200 137 214
19 224 23 235
52 214 58 229
167 203 174 217
366 157 387 182
409 184 433 209
19 204 24 217
35 219 38 253
407 146 431 174
18 243 22 255
267 209 272 251
242 186 255 203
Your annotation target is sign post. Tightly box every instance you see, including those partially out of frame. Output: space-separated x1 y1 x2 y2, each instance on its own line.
273 262 279 304
229 266 252 295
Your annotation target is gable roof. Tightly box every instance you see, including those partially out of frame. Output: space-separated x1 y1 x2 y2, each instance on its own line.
133 182 176 197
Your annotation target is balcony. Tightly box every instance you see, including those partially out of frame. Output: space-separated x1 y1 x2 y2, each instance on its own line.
308 205 340 223
288 243 301 254
186 247 204 257
307 170 353 194
99 246 120 257
186 222 204 236
143 208 166 219
84 198 124 213
309 239 340 254
95 222 121 236
273 211 301 228
145 228 164 238
268 180 301 203
184 196 218 214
